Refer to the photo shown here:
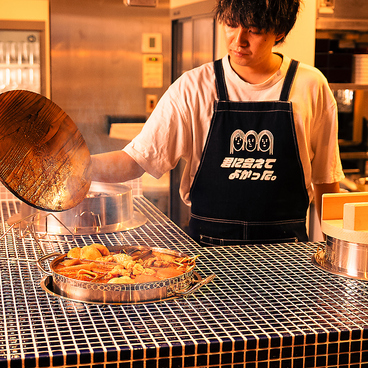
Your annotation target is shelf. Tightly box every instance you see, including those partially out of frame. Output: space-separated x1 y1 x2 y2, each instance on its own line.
340 151 368 160
330 83 368 90
0 63 40 68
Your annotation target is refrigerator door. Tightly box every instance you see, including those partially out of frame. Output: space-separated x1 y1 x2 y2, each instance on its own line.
0 30 41 94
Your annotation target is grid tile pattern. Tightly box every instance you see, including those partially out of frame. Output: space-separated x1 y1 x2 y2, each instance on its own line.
0 187 368 367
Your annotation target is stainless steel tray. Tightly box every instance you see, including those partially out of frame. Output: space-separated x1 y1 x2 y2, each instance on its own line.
40 272 215 305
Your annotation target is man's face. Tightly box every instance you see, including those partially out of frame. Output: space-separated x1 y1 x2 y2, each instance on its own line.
223 24 283 70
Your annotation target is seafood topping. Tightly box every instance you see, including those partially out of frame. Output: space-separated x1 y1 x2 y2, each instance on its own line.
53 243 197 284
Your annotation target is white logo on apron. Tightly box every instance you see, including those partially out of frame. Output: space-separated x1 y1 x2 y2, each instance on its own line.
222 129 276 181
230 129 274 154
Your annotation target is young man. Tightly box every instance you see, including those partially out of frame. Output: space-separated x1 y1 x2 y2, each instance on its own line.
91 0 344 245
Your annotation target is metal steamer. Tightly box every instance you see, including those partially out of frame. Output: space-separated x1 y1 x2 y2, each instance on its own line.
8 182 147 235
313 236 368 281
312 192 368 281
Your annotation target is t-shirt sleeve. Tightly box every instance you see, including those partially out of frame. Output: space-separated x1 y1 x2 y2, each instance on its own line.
123 81 191 179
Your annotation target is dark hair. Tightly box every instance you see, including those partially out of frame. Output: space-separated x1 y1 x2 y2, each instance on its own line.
215 0 301 45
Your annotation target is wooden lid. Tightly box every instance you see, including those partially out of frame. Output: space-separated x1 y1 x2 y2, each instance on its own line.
0 90 91 211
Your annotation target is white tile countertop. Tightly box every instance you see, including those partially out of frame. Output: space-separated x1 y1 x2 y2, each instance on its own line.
0 185 368 368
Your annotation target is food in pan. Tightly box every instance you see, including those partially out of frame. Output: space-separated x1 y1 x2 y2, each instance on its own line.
53 244 197 284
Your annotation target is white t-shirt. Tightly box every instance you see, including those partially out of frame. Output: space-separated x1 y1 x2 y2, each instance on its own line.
124 54 345 206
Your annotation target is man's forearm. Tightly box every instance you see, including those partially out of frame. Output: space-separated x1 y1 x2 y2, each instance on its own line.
90 151 145 183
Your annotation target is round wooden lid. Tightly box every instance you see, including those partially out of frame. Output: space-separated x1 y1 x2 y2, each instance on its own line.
0 90 91 211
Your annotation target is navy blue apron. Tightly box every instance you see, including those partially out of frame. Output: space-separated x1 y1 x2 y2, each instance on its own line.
189 58 309 246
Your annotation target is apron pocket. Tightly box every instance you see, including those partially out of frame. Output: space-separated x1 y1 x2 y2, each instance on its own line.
190 214 308 246
199 235 298 246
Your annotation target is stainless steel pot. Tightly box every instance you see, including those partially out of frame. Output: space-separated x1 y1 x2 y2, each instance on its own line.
312 235 368 281
35 246 214 304
8 182 147 235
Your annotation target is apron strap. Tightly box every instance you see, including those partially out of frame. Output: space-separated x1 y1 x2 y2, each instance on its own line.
214 59 229 101
279 59 299 101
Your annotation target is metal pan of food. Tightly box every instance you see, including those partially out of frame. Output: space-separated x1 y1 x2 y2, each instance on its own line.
0 90 91 212
33 244 214 304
